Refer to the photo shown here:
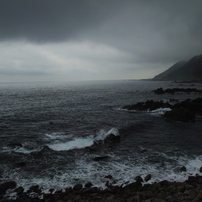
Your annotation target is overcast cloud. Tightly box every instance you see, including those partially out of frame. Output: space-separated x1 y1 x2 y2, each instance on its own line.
0 0 202 82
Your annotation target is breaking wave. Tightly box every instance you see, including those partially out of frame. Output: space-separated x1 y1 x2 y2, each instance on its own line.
47 128 119 151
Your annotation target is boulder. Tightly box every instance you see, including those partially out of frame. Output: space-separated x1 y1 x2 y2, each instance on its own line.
135 176 144 183
104 175 113 180
85 182 93 188
27 185 42 194
73 184 83 191
144 174 152 182
180 166 187 172
0 181 17 194
153 87 164 94
104 134 120 143
199 167 202 173
14 186 24 195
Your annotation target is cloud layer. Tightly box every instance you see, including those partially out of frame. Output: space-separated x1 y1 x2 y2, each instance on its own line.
0 0 202 82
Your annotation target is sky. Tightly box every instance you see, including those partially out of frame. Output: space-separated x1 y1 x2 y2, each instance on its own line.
0 0 202 82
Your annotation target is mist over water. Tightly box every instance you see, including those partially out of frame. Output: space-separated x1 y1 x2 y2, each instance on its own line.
0 80 202 193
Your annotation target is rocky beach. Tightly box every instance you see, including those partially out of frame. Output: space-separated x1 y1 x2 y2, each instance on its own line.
2 174 202 201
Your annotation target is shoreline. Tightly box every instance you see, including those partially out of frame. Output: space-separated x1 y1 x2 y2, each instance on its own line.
1 175 202 201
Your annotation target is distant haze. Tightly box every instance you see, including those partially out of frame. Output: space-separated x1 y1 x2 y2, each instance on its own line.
0 0 202 82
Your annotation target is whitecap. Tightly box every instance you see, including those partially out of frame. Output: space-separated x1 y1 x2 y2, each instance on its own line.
47 128 119 151
149 108 171 116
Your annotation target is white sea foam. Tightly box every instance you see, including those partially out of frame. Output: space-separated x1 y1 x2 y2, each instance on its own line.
149 108 171 115
47 128 119 151
5 153 202 195
1 145 42 154
13 147 42 154
45 132 73 140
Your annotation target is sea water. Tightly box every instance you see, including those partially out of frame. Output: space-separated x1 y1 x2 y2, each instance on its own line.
0 80 202 194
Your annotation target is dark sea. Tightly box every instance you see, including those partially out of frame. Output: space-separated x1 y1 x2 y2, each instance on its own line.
0 80 202 195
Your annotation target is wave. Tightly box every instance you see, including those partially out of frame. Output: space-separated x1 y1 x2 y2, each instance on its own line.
149 108 171 115
47 128 119 151
45 132 73 140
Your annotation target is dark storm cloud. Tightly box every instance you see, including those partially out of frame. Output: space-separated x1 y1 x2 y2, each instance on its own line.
1 0 202 80
0 0 117 42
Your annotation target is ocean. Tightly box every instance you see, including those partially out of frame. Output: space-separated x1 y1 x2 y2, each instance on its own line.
0 80 202 195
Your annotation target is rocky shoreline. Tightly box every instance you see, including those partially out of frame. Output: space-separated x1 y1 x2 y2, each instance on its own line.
1 175 202 202
122 87 202 122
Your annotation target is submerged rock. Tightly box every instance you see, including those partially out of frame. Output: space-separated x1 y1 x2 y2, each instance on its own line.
93 156 109 161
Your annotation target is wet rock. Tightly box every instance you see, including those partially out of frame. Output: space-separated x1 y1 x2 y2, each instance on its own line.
122 100 171 111
104 175 113 180
180 166 187 172
104 134 120 143
85 182 93 188
200 167 202 172
153 87 164 94
27 185 42 194
14 186 24 195
153 87 202 94
73 184 83 191
0 181 17 194
135 176 144 183
144 174 152 182
123 182 142 193
92 156 109 161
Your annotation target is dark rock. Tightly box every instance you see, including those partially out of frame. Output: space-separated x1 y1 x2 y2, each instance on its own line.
153 87 164 94
144 174 152 182
135 176 143 183
123 182 142 193
104 175 113 180
199 167 202 173
164 108 195 122
153 87 202 94
14 186 24 195
0 181 17 194
27 185 42 194
85 182 93 188
92 156 109 161
104 134 120 143
49 121 54 125
180 166 187 172
122 100 171 112
73 184 83 191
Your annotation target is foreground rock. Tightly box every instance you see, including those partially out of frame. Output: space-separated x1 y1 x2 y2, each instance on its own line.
2 175 202 201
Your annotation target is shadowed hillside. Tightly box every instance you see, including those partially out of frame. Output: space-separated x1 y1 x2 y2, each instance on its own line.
153 55 202 81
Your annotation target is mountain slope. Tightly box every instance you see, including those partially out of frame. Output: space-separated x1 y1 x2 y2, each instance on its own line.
152 55 202 81
153 61 186 80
